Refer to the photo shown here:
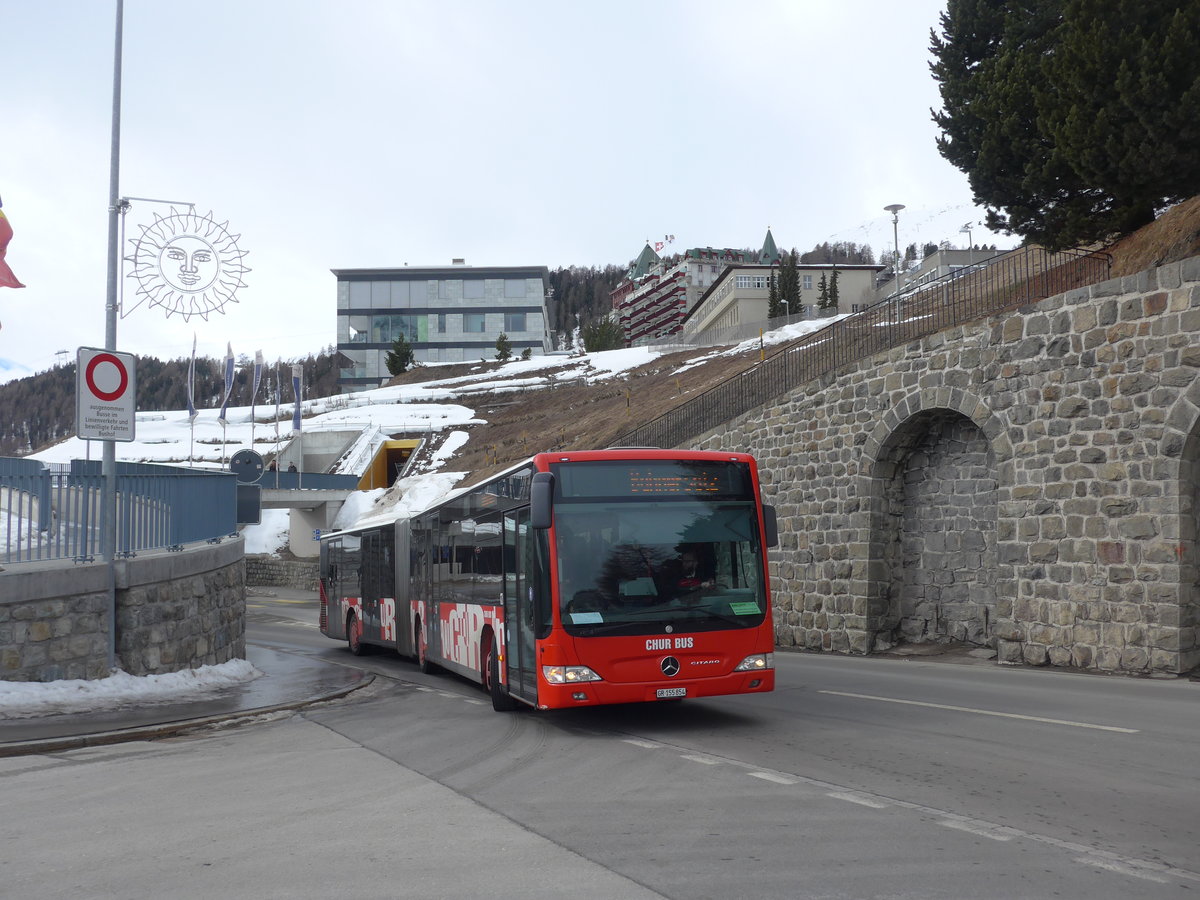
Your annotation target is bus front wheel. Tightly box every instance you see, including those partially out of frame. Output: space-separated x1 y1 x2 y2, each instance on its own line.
487 640 518 712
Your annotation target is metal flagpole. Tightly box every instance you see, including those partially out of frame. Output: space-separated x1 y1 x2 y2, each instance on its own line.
251 349 262 450
274 360 281 488
100 0 124 672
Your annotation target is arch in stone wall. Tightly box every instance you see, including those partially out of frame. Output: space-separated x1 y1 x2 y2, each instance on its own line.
1162 384 1200 674
857 389 1009 653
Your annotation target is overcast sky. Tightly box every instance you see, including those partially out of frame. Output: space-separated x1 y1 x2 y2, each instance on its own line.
1 0 999 384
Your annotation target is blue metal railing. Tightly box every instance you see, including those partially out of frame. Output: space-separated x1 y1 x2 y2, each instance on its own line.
1 460 239 564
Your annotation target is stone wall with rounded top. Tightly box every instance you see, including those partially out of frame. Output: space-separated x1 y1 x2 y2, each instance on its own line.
0 538 245 682
693 256 1200 676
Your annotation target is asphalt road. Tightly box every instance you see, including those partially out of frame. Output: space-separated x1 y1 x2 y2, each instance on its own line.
3 592 1197 899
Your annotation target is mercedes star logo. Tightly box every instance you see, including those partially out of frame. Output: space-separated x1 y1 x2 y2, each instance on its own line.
661 656 681 677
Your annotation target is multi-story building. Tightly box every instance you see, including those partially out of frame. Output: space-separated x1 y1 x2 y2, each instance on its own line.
333 262 550 392
875 246 1004 300
612 230 782 345
680 262 884 341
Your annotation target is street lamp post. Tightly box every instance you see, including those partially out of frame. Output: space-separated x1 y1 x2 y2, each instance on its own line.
960 222 974 267
885 203 905 298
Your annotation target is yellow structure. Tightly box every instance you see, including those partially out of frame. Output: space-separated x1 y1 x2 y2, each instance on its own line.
356 439 422 490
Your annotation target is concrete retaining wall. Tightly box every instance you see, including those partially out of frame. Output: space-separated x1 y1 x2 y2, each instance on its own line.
0 539 245 682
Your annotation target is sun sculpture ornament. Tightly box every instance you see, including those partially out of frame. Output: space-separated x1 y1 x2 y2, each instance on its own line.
126 208 249 321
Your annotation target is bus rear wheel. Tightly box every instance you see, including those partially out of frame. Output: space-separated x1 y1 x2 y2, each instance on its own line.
347 613 365 656
487 639 518 712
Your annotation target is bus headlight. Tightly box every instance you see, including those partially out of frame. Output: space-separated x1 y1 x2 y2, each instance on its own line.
542 665 602 684
734 653 774 672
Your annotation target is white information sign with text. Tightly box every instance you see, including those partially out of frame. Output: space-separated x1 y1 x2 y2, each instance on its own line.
76 347 137 442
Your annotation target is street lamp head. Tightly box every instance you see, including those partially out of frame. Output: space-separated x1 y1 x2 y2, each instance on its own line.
885 203 905 216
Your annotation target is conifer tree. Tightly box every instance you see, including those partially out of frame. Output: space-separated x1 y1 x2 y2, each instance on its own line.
582 318 625 352
495 332 512 361
385 333 415 375
774 249 801 318
931 0 1200 249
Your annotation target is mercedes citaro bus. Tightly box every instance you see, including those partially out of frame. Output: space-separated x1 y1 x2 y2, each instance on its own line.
319 449 777 710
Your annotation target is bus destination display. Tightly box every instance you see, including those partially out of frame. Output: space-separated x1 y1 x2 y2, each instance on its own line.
628 469 722 494
553 460 751 499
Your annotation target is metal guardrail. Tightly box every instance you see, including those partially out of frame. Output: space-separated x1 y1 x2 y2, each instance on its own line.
618 245 1112 450
1 459 239 565
257 471 361 490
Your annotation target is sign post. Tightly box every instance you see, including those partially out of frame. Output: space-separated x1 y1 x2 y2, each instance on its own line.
76 347 137 442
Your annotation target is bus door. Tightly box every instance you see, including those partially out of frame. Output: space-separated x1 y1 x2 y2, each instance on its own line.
393 523 413 656
360 526 395 646
503 508 538 703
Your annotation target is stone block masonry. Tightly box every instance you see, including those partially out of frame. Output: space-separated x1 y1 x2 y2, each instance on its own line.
244 556 318 591
695 256 1200 676
1 539 245 682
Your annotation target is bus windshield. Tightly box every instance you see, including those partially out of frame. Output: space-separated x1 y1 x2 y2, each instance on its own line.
554 499 767 637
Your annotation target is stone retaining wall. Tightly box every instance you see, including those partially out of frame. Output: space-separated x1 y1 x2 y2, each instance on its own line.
245 556 319 591
0 539 245 682
694 255 1200 676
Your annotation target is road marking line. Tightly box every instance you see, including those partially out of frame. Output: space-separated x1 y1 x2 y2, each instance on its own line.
827 791 890 809
937 818 1016 841
602 734 1200 886
1074 857 1169 884
681 754 721 765
749 771 798 785
819 690 1138 733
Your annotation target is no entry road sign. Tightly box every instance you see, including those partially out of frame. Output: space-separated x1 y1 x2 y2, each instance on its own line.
77 347 137 442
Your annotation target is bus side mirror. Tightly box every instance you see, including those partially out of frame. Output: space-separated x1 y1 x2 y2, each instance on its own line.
763 505 778 548
531 472 554 529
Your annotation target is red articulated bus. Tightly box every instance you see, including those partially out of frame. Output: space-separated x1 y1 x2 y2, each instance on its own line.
319 449 777 710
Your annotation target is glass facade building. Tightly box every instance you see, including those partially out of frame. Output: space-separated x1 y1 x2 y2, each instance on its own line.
334 264 551 392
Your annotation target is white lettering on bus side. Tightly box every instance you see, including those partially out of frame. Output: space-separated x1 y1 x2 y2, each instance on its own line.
380 597 396 641
646 637 695 651
340 597 362 632
440 604 504 672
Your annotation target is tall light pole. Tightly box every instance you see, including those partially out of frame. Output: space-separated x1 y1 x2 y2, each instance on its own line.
885 203 905 297
100 0 125 671
960 222 974 267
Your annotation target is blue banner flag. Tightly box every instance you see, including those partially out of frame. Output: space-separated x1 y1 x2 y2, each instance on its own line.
252 350 263 400
217 343 236 426
291 364 302 435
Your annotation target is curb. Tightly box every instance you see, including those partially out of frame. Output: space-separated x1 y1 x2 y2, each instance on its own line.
0 673 374 759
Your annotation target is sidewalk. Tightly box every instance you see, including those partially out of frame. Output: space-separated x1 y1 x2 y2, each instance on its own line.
0 643 371 758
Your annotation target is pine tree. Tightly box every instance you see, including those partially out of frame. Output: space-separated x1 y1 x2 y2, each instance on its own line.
931 0 1200 249
817 273 829 311
582 318 625 352
772 249 800 318
827 270 840 311
385 333 415 376
495 332 512 361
